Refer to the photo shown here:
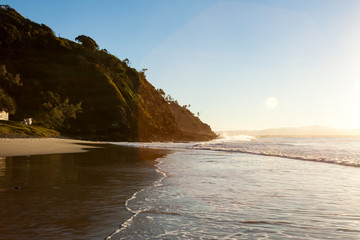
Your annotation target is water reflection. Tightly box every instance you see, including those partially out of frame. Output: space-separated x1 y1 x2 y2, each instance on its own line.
0 157 5 177
0 144 168 240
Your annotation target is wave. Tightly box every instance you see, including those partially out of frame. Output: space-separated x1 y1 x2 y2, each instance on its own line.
110 136 360 168
106 137 360 239
191 145 360 167
216 133 257 142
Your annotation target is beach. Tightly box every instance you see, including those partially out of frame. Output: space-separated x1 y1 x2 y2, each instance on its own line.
0 138 169 240
0 138 104 157
1 137 360 239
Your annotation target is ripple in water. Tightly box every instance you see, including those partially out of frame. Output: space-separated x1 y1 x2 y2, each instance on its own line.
109 143 360 239
113 137 360 167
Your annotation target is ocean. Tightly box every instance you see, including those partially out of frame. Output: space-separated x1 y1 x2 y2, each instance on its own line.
109 136 360 239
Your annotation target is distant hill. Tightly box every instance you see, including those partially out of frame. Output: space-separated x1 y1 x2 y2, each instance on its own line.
221 126 360 137
0 6 216 141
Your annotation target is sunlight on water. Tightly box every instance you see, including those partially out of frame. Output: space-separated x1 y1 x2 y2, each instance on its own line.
114 137 360 167
217 134 256 142
194 137 360 167
111 150 360 239
111 137 360 239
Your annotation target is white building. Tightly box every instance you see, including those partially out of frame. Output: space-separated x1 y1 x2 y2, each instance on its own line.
0 111 9 121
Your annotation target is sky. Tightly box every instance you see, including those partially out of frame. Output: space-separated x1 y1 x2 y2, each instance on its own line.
3 0 360 131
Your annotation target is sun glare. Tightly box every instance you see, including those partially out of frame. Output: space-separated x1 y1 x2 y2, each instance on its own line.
355 81 360 90
266 97 279 109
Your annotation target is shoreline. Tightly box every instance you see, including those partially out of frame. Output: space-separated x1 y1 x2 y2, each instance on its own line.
106 151 171 240
0 141 169 240
0 137 104 157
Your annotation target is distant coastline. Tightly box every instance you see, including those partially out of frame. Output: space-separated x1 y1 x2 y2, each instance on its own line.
220 125 360 138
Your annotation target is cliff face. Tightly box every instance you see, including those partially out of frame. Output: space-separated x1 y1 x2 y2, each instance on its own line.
169 103 215 140
0 6 216 141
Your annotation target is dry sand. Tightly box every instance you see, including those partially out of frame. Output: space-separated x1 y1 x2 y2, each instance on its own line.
0 138 103 157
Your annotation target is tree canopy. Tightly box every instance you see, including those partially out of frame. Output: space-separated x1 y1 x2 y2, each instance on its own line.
0 64 22 90
43 91 82 130
0 87 16 114
75 35 99 50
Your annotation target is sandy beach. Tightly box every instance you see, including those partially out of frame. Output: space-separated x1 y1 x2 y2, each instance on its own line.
0 138 103 157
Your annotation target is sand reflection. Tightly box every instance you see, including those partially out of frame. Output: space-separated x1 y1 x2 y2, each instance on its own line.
0 157 5 177
0 145 168 240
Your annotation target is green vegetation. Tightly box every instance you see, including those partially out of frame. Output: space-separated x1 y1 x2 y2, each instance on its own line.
0 6 216 141
0 64 22 89
0 88 16 114
0 120 59 137
75 35 99 51
42 91 82 130
0 64 21 114
169 102 215 140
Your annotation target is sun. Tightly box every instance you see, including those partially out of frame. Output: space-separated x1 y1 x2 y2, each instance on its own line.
266 97 279 109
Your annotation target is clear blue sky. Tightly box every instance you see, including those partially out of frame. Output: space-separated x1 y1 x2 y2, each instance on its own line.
4 0 360 130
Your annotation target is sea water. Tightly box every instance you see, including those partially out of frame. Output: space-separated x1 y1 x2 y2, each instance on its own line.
109 137 360 239
0 146 167 240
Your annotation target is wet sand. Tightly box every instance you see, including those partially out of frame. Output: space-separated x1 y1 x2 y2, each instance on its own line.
0 142 169 240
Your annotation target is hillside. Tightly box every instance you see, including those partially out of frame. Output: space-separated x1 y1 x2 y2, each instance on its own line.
169 102 215 140
0 5 216 141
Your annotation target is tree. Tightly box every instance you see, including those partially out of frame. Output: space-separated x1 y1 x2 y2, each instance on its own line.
61 97 82 129
0 65 20 115
139 68 148 78
157 88 165 97
0 87 16 114
0 65 22 90
123 58 130 66
165 94 174 102
75 35 99 50
43 91 82 130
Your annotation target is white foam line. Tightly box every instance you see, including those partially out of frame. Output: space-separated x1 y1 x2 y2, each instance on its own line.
154 158 168 187
191 146 360 167
109 141 355 167
105 188 145 239
105 155 170 240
